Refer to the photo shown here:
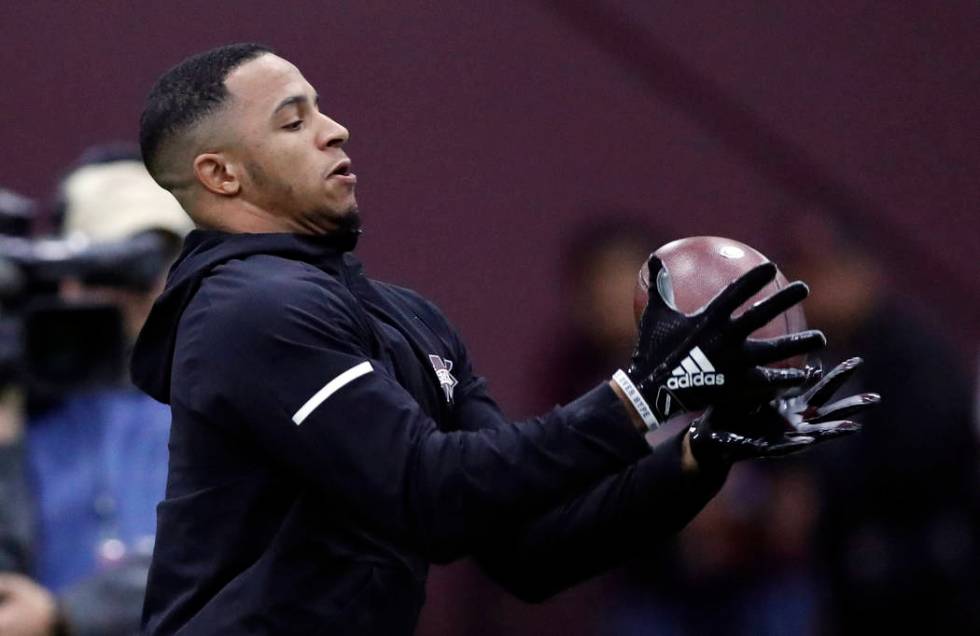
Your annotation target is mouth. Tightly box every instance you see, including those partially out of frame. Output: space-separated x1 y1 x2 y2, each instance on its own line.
327 159 354 179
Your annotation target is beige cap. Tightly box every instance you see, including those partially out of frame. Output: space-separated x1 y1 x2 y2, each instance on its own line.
62 160 194 242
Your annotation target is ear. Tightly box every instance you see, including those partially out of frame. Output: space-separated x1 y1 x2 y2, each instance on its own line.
193 153 241 197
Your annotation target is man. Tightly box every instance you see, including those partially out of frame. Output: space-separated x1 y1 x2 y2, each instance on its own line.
0 146 193 636
133 43 875 634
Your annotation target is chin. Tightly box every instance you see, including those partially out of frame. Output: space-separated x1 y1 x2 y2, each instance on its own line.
331 204 362 234
294 200 358 235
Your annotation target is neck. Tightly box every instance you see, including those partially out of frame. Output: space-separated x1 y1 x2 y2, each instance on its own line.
193 199 308 234
190 203 362 251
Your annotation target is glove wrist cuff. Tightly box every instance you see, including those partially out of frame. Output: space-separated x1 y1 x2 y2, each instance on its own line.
612 369 660 430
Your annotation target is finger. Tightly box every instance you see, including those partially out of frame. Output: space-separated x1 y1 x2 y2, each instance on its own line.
805 393 880 423
802 357 863 406
743 330 827 365
729 281 809 337
804 421 862 443
704 262 777 317
641 254 677 314
759 435 815 458
757 366 810 388
797 419 862 435
803 362 823 383
735 368 809 403
710 430 770 460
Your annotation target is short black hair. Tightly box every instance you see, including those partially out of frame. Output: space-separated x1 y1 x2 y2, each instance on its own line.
139 42 273 182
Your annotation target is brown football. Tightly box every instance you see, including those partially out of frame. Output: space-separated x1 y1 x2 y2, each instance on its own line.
634 236 807 367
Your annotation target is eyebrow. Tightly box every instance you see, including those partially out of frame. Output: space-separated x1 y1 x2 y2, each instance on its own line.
272 93 320 116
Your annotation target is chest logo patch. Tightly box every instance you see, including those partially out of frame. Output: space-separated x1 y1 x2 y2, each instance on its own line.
428 355 458 404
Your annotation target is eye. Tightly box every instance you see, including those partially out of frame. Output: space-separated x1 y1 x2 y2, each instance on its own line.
283 120 303 131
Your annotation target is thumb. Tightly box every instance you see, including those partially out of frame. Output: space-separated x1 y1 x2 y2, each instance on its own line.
642 254 678 315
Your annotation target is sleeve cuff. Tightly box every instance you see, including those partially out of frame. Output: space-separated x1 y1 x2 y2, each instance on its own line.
559 382 653 464
634 428 730 520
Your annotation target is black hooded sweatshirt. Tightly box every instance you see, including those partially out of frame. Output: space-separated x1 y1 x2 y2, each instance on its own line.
132 229 724 635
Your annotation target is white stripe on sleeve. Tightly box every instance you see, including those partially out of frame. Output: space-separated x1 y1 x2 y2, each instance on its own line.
291 361 373 425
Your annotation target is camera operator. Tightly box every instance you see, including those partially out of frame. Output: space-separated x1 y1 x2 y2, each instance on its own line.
0 145 192 636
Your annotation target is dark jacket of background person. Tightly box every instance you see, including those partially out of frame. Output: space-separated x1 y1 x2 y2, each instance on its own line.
808 299 980 634
781 213 980 634
131 229 726 635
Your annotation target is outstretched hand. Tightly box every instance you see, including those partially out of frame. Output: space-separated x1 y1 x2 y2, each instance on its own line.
687 357 880 467
614 254 825 429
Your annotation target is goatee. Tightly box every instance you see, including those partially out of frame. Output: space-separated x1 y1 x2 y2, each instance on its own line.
335 205 362 235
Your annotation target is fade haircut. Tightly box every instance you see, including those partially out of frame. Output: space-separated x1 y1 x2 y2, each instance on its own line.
139 42 273 184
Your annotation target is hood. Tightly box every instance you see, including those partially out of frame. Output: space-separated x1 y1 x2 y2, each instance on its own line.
131 228 360 403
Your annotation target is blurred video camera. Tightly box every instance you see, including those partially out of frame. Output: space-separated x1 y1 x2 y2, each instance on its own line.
0 186 174 396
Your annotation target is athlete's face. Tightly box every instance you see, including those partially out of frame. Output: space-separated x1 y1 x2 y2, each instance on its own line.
223 54 358 234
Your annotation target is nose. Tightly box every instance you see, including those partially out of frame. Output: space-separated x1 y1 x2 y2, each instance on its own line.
316 113 349 149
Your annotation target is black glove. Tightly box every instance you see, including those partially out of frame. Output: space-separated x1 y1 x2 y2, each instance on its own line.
688 357 880 466
612 255 825 429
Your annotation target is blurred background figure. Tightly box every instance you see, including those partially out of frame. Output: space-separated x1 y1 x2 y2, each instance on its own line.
782 211 980 634
535 218 661 410
529 220 820 636
602 442 822 635
0 144 192 635
521 211 980 636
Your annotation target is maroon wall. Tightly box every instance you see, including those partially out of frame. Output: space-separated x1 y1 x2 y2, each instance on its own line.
2 2 977 412
2 2 978 633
